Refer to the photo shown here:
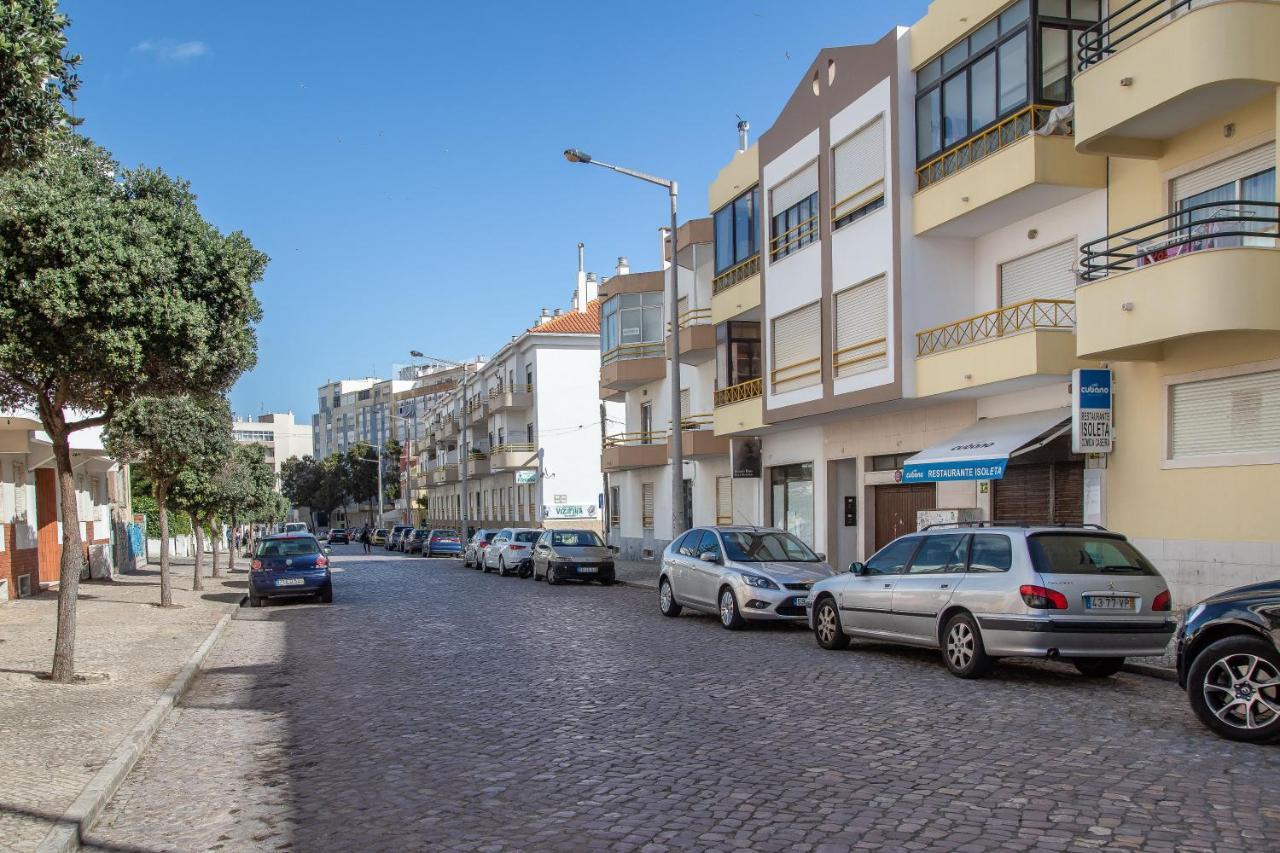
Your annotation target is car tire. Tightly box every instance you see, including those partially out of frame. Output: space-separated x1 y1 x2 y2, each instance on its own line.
598 577 615 586
658 578 680 617
319 584 333 604
546 565 560 585
942 612 992 678
1187 635 1280 744
248 592 263 608
813 597 849 651
718 586 746 631
498 557 508 577
1073 657 1125 678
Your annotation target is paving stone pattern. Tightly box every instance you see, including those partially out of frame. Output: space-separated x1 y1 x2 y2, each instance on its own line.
87 548 1279 852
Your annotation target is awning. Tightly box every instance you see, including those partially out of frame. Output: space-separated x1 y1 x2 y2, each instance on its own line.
901 408 1071 483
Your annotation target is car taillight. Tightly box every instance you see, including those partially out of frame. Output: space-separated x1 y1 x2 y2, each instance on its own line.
1152 590 1171 612
1019 584 1068 610
316 555 328 568
250 559 264 572
479 542 489 548
508 544 527 551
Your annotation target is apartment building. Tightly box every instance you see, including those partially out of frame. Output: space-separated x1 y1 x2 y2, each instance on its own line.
600 224 733 560
312 376 408 459
232 412 314 480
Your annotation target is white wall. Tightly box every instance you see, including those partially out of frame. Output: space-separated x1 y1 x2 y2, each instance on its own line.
535 346 607 522
760 424 826 549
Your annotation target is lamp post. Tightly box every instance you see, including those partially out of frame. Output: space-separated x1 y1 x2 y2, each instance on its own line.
563 148 686 535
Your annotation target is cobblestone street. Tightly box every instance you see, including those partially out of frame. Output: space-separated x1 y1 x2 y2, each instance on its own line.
85 546 1280 852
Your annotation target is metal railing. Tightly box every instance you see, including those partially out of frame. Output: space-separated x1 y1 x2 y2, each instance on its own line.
771 356 820 391
1077 0 1238 70
916 299 1077 356
833 336 888 375
601 341 665 366
488 384 533 399
1079 201 1279 281
915 104 1062 191
603 431 668 448
677 414 714 430
769 215 819 261
676 307 712 330
712 254 760 294
831 179 884 225
714 378 763 407
490 442 537 455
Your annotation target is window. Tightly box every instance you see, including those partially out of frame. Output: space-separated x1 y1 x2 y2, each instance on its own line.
640 403 653 444
714 186 760 273
864 536 920 576
770 462 814 546
721 530 820 562
716 322 762 389
769 162 819 261
675 529 701 556
716 476 733 525
1028 534 1159 576
771 302 821 393
601 291 664 353
907 534 969 574
1173 144 1276 243
870 452 915 472
525 364 533 387
697 530 723 560
609 485 620 527
968 534 1013 572
833 276 888 378
1170 368 1280 461
832 116 885 229
526 423 534 444
999 240 1078 305
641 483 655 529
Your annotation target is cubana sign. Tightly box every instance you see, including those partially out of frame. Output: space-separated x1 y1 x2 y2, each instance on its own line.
1072 368 1113 454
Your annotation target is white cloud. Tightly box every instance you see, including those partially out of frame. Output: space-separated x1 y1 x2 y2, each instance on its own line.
133 39 209 62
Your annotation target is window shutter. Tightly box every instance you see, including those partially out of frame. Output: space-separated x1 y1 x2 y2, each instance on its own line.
999 240 1078 305
772 302 821 392
770 161 818 215
716 476 733 525
833 276 888 377
679 388 691 421
641 483 655 528
832 116 885 218
1171 143 1275 203
1171 369 1280 459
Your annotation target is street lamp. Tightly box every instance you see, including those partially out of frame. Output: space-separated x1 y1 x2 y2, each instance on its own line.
563 148 687 534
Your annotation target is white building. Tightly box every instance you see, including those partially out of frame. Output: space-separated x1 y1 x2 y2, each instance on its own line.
232 412 315 480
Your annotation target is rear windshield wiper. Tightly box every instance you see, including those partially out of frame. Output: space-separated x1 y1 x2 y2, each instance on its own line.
1098 564 1143 573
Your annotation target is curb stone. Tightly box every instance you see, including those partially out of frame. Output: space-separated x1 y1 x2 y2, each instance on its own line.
34 611 235 853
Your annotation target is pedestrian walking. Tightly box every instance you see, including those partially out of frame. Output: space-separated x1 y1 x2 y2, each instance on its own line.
361 524 372 554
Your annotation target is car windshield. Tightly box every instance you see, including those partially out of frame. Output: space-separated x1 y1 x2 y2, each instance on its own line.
375 529 389 536
721 531 820 562
432 530 459 538
513 531 541 543
551 530 604 547
256 538 319 557
1028 534 1158 576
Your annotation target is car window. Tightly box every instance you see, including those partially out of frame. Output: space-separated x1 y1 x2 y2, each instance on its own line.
552 530 603 547
697 530 722 560
721 530 819 562
482 530 497 542
514 531 540 543
256 538 319 557
865 537 920 576
907 534 969 574
968 534 1012 572
1028 534 1158 575
537 532 551 547
675 530 701 557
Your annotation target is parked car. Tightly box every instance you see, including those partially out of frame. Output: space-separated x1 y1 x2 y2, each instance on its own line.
1177 580 1280 743
371 528 389 546
400 528 428 554
532 529 616 585
482 528 543 576
808 523 1175 679
328 528 350 545
425 529 463 557
248 533 333 607
386 525 412 550
659 526 836 629
281 522 309 534
463 529 499 568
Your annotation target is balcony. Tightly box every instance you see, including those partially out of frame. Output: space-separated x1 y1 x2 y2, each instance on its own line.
466 401 487 426
489 443 537 472
1075 202 1280 359
466 451 490 478
602 433 668 472
1074 0 1280 157
440 416 460 440
600 342 667 401
711 255 761 324
432 464 459 485
915 300 1092 397
668 309 715 365
678 416 731 459
712 378 764 436
487 384 533 413
913 105 1106 237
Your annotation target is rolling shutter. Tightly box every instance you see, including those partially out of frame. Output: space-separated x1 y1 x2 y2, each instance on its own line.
1170 368 1280 459
1171 143 1275 203
832 116 885 217
716 476 733 525
1000 241 1078 305
641 482 655 529
771 302 821 392
833 276 888 377
679 388 691 421
770 161 818 215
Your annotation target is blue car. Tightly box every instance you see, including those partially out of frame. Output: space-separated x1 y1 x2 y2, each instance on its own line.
248 533 333 606
425 529 463 557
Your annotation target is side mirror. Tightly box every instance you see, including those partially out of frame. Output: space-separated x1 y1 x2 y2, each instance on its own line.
848 561 865 575
816 552 826 562
610 545 619 554
699 551 720 563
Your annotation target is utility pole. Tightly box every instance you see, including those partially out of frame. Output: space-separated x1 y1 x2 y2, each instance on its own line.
600 400 610 546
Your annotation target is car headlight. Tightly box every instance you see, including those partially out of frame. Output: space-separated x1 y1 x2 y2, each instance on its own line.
740 572 778 590
1184 603 1205 626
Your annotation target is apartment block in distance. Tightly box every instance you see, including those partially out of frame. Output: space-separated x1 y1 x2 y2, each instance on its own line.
232 412 315 481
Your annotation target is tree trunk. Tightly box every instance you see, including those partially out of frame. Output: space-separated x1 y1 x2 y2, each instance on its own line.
46 420 84 683
156 480 173 607
228 510 237 572
191 513 204 592
209 516 222 578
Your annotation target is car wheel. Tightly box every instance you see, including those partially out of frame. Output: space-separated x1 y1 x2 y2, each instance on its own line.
942 612 992 679
658 578 680 616
498 557 508 577
813 597 849 650
546 565 560 585
319 583 333 604
1187 636 1280 743
248 592 263 608
718 586 746 630
598 577 615 586
1073 657 1125 678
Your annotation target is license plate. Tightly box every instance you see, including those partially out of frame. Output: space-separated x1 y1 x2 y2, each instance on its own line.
276 577 305 587
576 566 598 574
794 596 808 607
1085 595 1134 610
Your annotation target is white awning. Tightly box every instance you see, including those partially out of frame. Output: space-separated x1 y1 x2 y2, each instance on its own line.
902 409 1071 483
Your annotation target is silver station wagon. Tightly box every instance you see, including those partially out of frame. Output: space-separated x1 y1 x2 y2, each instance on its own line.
808 524 1176 678
659 526 837 629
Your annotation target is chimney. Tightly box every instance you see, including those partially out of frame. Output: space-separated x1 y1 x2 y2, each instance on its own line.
553 308 562 317
585 272 599 303
539 307 551 325
659 227 672 271
615 256 629 277
737 118 750 153
575 241 588 312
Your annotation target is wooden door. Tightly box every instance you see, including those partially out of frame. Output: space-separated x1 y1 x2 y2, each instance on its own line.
874 483 936 551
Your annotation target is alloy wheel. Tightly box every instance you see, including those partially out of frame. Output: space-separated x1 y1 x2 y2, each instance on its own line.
816 605 838 645
1202 653 1280 732
946 622 975 671
660 582 673 611
719 589 735 627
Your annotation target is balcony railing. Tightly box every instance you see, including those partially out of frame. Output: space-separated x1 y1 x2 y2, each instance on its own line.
916 299 1077 357
712 255 760 295
915 104 1063 191
675 307 711 330
714 378 763 407
603 431 668 448
678 414 714 430
491 442 537 455
1079 201 1279 281
488 383 533 398
1077 0 1226 70
769 216 819 261
601 342 665 366
771 357 821 392
833 336 887 376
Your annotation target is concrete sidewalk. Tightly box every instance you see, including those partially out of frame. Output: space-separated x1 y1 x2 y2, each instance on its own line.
0 564 242 850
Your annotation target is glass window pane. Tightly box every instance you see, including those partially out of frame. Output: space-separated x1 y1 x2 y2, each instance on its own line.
1072 0 1100 20
642 290 663 306
1038 0 1068 17
968 534 1012 572
749 188 760 255
998 32 1028 114
1000 0 1029 31
734 192 752 263
942 40 968 73
1040 26 1070 102
916 89 941 160
907 535 968 574
917 57 942 88
943 73 969 147
641 305 662 341
969 19 998 53
865 537 918 576
620 308 641 344
621 292 640 309
971 52 997 130
714 205 734 272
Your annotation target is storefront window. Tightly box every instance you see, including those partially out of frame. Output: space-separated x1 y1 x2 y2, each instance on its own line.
770 462 814 547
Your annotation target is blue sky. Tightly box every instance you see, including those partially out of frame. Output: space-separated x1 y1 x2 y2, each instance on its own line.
61 0 928 422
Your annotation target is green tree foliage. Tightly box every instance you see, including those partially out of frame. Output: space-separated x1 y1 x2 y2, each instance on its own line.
170 431 233 590
345 443 381 520
0 0 81 172
0 134 267 680
105 396 233 607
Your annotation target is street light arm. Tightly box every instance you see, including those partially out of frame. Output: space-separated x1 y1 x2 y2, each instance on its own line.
581 157 675 191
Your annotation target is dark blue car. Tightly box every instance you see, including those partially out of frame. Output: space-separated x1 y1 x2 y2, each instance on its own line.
248 533 333 607
425 529 463 557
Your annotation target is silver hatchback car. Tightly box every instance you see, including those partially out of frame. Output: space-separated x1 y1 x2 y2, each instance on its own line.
659 526 837 629
809 523 1176 678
